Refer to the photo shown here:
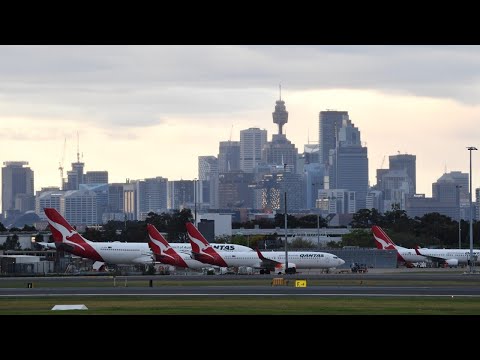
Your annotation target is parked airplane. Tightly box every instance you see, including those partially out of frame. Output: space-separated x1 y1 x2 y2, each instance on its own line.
186 222 345 274
44 208 154 266
414 246 480 267
41 208 252 256
147 223 215 269
372 225 427 264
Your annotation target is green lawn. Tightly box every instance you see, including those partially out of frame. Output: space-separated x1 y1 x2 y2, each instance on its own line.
0 296 479 314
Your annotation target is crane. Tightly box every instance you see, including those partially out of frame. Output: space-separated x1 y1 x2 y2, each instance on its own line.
58 137 66 189
380 155 386 169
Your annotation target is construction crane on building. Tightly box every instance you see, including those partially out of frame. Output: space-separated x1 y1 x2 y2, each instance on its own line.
58 137 67 189
380 155 386 169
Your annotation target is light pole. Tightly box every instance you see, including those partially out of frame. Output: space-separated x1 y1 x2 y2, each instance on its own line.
456 185 462 249
467 146 477 273
283 163 289 273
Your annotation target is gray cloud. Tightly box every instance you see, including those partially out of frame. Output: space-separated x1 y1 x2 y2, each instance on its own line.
1 45 480 127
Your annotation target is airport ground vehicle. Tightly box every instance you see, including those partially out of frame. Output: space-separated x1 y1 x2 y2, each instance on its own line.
350 262 368 273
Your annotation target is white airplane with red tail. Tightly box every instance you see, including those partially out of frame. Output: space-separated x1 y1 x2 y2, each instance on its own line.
44 208 154 266
372 225 426 264
186 222 345 274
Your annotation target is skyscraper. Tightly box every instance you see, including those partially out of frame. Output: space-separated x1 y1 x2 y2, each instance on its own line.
198 156 219 209
328 120 369 210
389 154 416 194
2 161 34 216
218 141 240 173
319 110 350 165
240 128 267 173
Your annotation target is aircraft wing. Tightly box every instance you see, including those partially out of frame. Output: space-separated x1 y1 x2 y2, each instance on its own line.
255 248 281 269
414 247 445 263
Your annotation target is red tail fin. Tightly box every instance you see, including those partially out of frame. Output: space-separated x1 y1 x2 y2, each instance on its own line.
147 224 170 255
147 224 188 267
185 222 228 267
371 225 397 250
185 222 211 253
43 208 102 261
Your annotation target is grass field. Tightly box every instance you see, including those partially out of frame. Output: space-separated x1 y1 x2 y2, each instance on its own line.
0 296 479 314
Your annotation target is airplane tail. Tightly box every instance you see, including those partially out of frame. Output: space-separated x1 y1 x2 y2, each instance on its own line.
147 224 170 255
371 225 397 250
43 208 93 256
147 223 188 267
185 222 212 253
185 222 228 267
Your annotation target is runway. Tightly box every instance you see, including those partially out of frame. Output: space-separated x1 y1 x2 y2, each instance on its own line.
1 271 480 298
1 285 480 297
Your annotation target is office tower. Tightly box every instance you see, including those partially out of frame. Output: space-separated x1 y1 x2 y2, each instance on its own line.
2 161 34 216
389 154 416 193
329 121 369 210
60 189 97 225
123 181 136 220
218 171 254 209
379 169 412 211
108 183 125 212
135 177 168 219
318 110 350 165
168 180 195 210
198 156 219 209
35 188 63 220
84 171 109 184
80 183 109 224
218 141 240 173
240 128 267 173
64 161 84 190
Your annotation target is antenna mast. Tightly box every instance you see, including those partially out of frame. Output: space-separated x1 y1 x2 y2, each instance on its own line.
76 132 80 163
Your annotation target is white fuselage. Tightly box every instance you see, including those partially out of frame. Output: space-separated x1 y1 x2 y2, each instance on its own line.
395 246 427 263
418 248 480 265
206 251 345 269
93 242 154 264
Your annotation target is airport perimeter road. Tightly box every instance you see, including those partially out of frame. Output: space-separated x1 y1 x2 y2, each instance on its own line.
1 284 480 297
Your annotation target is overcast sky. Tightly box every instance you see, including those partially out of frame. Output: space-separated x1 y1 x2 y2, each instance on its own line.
2 45 480 211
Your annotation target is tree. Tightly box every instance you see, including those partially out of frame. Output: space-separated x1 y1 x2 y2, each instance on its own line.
4 234 21 250
0 222 7 232
350 208 384 228
339 229 374 248
289 238 316 249
22 224 36 231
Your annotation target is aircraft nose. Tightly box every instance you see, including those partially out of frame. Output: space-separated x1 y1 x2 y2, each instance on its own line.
338 258 345 266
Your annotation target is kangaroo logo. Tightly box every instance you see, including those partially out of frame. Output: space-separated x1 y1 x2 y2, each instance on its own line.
148 235 175 261
188 234 215 259
373 234 395 250
46 218 86 252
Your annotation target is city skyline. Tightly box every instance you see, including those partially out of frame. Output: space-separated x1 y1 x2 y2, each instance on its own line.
1 45 480 203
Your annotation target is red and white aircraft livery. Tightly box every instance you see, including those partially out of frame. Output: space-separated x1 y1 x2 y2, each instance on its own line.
372 225 426 264
147 223 214 269
44 208 154 266
186 222 345 274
